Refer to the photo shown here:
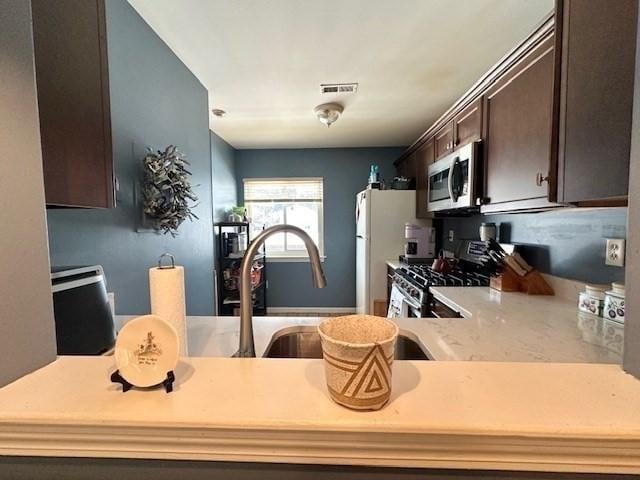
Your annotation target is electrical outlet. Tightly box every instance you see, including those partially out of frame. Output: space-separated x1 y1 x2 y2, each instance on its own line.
448 230 454 242
605 238 625 267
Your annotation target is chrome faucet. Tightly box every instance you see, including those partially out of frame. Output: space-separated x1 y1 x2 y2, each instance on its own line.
235 224 327 357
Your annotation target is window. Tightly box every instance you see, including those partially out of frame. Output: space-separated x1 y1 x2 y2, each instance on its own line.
243 178 324 260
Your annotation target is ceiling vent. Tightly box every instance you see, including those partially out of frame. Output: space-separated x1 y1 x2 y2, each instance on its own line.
320 83 358 94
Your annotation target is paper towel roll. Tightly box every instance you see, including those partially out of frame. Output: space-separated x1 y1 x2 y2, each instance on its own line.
149 265 188 356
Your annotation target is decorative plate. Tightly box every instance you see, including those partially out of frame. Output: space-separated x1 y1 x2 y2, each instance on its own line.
115 315 179 388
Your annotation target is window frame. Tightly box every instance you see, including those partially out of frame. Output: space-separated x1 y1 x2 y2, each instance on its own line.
243 177 325 262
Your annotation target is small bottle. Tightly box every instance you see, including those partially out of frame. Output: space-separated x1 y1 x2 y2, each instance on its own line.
243 208 249 223
368 165 381 189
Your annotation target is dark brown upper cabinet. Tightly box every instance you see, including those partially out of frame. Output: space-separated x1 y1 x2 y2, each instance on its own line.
482 36 556 211
553 0 637 204
395 150 417 180
32 0 115 208
453 97 483 149
396 4 636 216
434 121 454 160
415 139 434 219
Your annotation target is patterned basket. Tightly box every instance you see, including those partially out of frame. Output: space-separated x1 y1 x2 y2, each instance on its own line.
317 315 398 411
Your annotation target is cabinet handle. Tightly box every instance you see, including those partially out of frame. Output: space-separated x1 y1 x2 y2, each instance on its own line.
536 173 549 186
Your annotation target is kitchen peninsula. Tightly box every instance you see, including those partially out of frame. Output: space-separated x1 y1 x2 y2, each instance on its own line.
0 308 637 475
0 350 639 474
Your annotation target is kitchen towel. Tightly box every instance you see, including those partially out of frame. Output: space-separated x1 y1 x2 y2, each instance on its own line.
149 264 188 356
387 285 409 318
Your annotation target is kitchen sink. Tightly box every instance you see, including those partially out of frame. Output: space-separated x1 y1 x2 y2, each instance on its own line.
262 326 431 360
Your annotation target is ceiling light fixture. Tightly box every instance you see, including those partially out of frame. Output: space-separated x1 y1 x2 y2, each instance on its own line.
211 108 226 118
314 103 344 128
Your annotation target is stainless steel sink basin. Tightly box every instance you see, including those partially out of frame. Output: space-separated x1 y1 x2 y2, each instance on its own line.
263 326 431 360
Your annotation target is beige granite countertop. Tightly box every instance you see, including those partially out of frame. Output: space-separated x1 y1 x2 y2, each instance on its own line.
118 303 622 364
0 356 639 473
427 287 623 363
116 315 436 359
385 259 402 270
0 313 634 472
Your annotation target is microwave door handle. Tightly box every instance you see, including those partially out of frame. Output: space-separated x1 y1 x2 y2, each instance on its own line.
447 157 459 202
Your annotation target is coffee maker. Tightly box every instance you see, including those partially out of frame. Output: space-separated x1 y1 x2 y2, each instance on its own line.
402 223 435 263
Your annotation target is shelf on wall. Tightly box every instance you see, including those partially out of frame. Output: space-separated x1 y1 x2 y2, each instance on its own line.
221 253 265 262
215 221 250 227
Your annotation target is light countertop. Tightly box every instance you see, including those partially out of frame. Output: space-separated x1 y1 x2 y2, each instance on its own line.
0 296 629 472
385 259 402 270
427 287 622 363
119 290 622 363
0 356 640 473
117 315 439 359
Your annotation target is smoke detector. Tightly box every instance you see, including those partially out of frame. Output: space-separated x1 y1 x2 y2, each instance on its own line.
314 103 344 128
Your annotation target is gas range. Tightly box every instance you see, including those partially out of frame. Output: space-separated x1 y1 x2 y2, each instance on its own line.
389 240 491 318
392 264 490 312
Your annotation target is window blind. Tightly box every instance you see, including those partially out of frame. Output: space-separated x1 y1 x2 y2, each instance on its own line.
244 178 323 202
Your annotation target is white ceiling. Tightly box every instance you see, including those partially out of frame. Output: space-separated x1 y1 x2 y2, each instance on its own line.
128 0 553 149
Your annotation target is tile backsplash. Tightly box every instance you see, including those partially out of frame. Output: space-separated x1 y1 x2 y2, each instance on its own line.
439 207 626 285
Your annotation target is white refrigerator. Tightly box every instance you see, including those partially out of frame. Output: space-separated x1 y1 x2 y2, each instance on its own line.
355 189 431 314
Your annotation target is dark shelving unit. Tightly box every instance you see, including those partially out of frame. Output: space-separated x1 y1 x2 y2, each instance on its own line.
214 222 267 316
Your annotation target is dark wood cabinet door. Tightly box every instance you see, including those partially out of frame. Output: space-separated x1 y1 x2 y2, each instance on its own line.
453 97 483 148
484 36 555 206
415 139 434 218
396 157 410 178
32 0 114 208
555 0 637 203
434 121 454 160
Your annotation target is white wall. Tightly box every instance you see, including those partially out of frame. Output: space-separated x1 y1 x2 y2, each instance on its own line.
0 0 57 386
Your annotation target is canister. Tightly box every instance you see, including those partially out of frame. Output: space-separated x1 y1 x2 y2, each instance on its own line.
604 282 625 324
578 284 606 317
479 222 497 242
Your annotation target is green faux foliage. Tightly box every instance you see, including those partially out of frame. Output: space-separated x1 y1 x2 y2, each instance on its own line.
142 145 198 237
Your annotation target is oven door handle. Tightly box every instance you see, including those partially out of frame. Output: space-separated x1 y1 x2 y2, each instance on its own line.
393 282 422 310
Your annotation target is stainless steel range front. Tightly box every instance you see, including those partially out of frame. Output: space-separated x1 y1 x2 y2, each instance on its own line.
388 240 491 318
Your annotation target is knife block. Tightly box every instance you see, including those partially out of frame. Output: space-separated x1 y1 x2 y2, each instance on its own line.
490 269 520 292
490 266 554 295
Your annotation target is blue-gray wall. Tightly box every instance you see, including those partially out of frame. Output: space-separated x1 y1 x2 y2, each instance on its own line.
46 0 214 315
235 148 403 308
211 131 237 222
439 207 627 284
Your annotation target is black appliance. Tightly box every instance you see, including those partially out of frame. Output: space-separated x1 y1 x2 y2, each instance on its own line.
51 265 115 355
391 240 491 318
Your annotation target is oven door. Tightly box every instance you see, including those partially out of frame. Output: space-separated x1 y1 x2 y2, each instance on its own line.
427 142 478 213
388 284 424 318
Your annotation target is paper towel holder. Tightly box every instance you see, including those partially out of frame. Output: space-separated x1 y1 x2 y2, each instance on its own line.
157 253 176 269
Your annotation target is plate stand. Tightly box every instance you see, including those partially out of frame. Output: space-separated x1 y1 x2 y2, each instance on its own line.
110 370 175 393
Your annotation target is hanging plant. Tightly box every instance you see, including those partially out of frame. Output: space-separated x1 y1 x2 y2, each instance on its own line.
141 145 198 237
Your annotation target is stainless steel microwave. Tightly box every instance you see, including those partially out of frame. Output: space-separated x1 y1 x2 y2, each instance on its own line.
427 142 481 213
